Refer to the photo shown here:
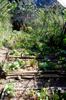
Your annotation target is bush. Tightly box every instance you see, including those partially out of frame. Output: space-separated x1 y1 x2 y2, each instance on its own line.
39 62 56 70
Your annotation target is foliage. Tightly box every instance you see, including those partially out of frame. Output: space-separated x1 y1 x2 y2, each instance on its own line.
4 83 15 97
27 88 66 100
0 0 66 72
37 88 49 100
38 61 56 70
9 49 21 56
0 0 17 47
3 59 25 71
63 37 66 46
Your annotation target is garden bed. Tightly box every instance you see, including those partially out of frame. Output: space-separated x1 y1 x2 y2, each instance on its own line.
0 48 66 99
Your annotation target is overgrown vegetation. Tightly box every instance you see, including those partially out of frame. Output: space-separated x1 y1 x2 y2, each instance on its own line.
0 0 66 71
0 1 66 99
25 88 66 100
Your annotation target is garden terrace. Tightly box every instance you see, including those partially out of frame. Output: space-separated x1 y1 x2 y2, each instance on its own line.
0 0 66 99
0 48 66 99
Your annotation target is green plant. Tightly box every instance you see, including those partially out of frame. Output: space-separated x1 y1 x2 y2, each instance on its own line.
37 88 49 100
4 83 15 97
39 62 49 70
53 92 59 100
9 49 21 56
27 88 66 100
29 59 37 67
39 61 56 70
63 37 66 46
3 59 25 71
